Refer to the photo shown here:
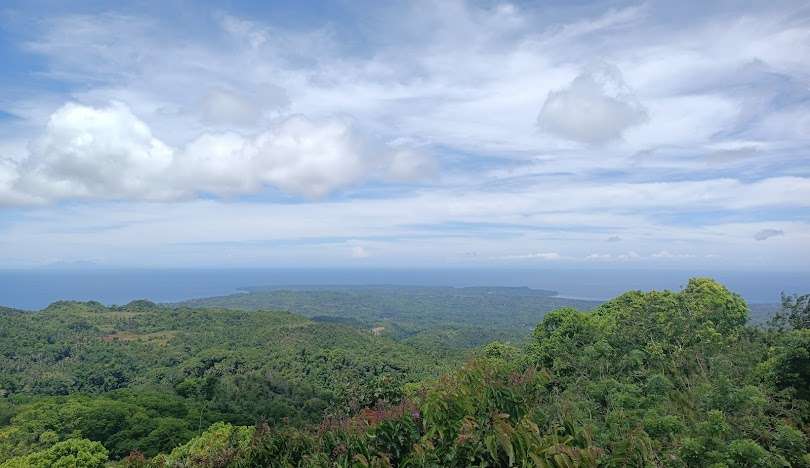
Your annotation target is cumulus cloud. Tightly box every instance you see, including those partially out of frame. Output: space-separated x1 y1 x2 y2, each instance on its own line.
174 132 258 196
236 115 399 197
0 158 30 205
754 228 784 241
2 4 810 268
2 102 434 203
538 63 648 144
17 102 176 201
232 115 432 197
179 116 381 198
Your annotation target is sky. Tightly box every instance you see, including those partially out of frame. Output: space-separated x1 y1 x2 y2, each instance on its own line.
0 0 808 270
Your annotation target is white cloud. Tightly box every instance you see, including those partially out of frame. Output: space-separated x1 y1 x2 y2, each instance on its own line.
0 158 30 205
617 251 641 260
199 88 262 126
650 250 695 259
243 116 382 198
583 250 701 262
545 5 646 43
585 251 642 262
537 62 648 144
494 252 561 260
4 99 809 215
622 94 741 152
385 148 438 181
754 228 784 241
174 132 258 196
585 253 613 260
17 101 176 201
2 196 809 269
223 115 432 198
351 246 371 258
198 85 290 128
3 102 434 202
1 3 809 268
219 14 270 50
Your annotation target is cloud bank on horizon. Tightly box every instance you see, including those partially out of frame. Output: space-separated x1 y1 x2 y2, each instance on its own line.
0 0 808 269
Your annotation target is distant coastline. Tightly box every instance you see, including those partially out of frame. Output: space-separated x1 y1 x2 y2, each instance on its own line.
0 267 802 310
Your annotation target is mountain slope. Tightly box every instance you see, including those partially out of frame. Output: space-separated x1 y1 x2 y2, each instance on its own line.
0 300 443 461
157 278 810 467
179 285 603 354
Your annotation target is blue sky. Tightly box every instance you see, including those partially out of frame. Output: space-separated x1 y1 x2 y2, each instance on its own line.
0 0 808 269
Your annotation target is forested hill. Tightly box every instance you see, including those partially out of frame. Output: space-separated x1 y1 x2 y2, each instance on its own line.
0 279 806 467
0 301 444 463
156 279 809 466
0 306 23 316
179 285 603 354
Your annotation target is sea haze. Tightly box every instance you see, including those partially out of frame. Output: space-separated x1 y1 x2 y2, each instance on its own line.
0 268 806 310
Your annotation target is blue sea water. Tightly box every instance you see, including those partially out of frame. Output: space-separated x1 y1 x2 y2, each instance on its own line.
0 268 807 310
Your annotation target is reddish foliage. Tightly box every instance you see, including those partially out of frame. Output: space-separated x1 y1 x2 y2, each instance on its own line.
317 399 420 435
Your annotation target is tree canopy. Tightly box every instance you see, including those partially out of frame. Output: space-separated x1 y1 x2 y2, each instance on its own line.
0 278 807 466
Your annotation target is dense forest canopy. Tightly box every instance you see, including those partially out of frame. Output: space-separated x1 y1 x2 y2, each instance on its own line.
0 301 443 464
180 285 778 358
0 278 807 467
181 286 607 356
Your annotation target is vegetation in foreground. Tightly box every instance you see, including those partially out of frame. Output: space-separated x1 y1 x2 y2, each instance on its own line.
0 279 807 466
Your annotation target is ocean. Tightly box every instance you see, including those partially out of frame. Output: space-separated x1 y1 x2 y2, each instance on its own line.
0 268 807 310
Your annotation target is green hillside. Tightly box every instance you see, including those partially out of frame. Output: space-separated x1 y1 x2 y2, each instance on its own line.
0 301 443 462
155 279 810 467
180 286 603 356
0 279 806 467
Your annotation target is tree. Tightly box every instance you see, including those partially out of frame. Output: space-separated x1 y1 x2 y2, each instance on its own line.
769 329 810 400
770 293 810 330
0 439 108 468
